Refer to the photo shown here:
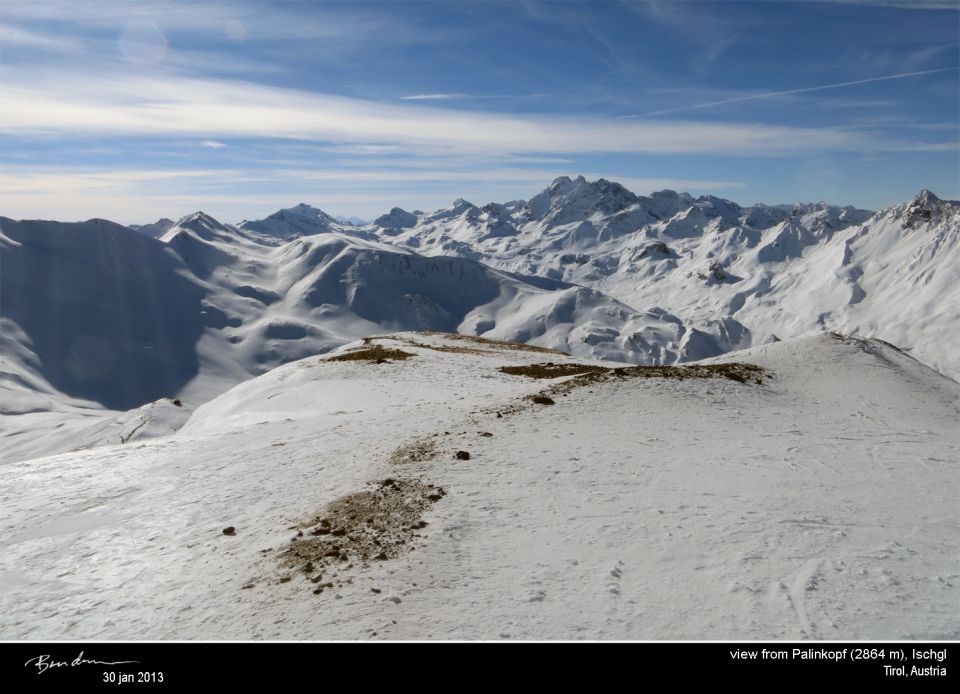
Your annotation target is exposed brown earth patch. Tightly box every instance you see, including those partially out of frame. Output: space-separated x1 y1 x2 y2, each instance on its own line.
503 361 767 389
362 332 567 356
390 438 442 465
328 345 416 362
361 334 489 355
402 341 489 355
500 363 609 379
486 361 770 414
416 331 569 355
277 478 445 594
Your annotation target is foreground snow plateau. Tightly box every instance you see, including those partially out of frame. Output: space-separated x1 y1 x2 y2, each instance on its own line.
1 332 956 640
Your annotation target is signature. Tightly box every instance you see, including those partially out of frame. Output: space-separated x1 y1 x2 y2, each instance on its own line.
24 651 140 675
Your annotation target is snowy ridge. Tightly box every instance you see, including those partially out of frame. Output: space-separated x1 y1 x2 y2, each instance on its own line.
0 332 956 639
128 218 175 239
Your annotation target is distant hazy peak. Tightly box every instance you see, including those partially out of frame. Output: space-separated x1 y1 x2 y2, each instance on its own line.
178 211 223 226
269 203 336 222
373 207 419 229
236 203 341 240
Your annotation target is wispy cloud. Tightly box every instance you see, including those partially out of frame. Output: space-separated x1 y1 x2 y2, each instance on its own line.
887 140 960 152
2 0 954 218
626 1 743 71
0 164 745 192
0 0 427 42
400 93 470 101
620 66 960 118
0 68 901 156
902 42 960 71
400 93 543 101
0 23 86 51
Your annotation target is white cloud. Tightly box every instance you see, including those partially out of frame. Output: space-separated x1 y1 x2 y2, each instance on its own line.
0 165 745 193
200 140 226 148
0 1 438 50
0 24 86 51
0 68 890 156
400 94 468 101
400 93 544 101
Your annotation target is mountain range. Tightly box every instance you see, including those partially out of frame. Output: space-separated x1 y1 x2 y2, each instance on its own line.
1 177 957 463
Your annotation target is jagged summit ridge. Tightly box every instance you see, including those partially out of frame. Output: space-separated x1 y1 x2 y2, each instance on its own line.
374 207 419 230
237 203 341 240
354 180 954 379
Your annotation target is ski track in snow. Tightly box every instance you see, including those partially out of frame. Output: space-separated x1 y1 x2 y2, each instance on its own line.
0 333 957 640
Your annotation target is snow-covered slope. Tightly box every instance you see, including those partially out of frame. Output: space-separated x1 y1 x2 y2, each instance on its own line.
0 317 192 463
0 216 210 411
128 218 175 239
733 190 960 378
1 210 719 462
1 332 956 639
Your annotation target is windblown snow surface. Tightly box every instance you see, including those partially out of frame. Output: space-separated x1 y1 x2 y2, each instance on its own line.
0 332 957 639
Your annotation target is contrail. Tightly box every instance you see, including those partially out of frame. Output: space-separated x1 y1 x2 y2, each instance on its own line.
619 66 960 118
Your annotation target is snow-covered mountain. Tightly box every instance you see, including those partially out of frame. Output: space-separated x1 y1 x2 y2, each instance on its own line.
1 208 707 462
2 332 956 639
361 177 958 380
1 179 958 464
237 203 349 241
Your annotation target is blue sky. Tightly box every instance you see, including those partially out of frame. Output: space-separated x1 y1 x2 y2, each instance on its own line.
1 0 957 223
